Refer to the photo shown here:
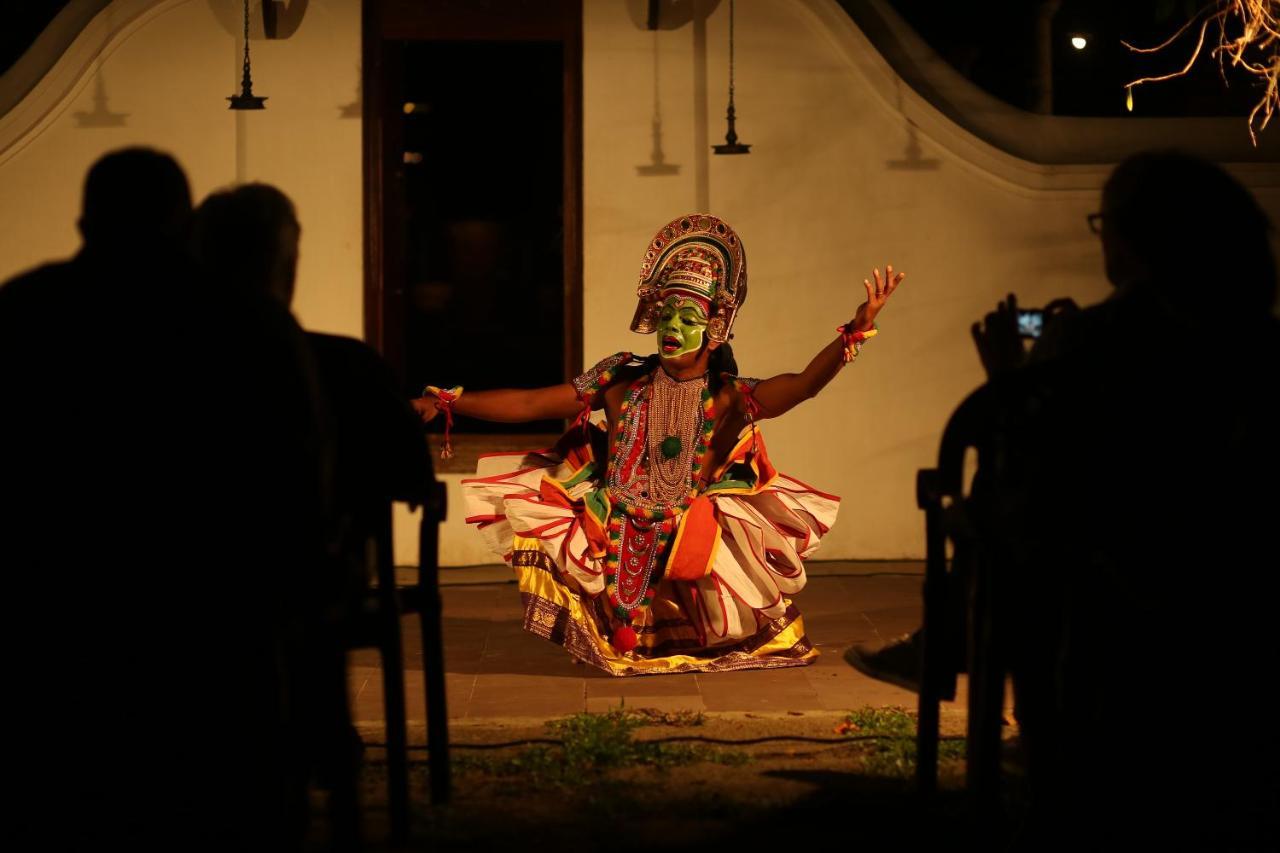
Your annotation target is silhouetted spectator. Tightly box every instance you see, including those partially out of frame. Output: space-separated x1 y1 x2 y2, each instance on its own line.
1013 151 1276 848
191 182 430 559
191 183 432 826
974 152 1278 848
1 148 331 848
849 150 1278 847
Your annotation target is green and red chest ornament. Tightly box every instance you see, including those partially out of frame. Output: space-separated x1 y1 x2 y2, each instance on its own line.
594 213 751 653
600 370 717 651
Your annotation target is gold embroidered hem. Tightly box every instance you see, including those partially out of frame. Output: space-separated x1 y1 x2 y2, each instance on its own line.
512 537 817 676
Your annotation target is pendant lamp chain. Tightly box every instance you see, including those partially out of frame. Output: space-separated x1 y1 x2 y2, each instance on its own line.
228 0 268 110
713 0 750 154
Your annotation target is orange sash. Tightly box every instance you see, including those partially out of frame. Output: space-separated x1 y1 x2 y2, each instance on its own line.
664 496 721 580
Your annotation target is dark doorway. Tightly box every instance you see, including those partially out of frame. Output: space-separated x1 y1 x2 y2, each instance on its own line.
402 41 565 434
363 0 583 467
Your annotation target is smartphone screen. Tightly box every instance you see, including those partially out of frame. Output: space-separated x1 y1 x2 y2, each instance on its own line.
1017 309 1044 339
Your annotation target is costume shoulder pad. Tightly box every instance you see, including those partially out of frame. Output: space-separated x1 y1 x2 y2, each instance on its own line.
718 374 760 395
572 352 644 402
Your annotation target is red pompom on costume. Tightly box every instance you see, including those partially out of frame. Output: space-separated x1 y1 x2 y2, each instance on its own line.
612 626 638 652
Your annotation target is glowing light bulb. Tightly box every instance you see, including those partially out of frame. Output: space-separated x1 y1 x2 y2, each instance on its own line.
1071 35 1088 50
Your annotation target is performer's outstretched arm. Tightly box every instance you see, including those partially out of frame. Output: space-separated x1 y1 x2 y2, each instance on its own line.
412 384 581 424
750 264 904 419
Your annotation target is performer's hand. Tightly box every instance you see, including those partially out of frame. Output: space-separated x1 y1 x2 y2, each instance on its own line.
971 294 1026 378
411 395 441 424
851 264 905 332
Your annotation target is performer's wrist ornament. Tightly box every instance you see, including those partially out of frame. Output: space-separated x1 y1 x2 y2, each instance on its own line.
836 323 878 364
422 384 463 459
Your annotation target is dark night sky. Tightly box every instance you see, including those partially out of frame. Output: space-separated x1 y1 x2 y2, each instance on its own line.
1 1 1264 119
1 1 73 76
885 0 1261 117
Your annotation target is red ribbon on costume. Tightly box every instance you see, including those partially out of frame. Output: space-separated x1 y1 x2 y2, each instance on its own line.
424 385 461 459
735 378 762 454
739 383 761 420
573 400 593 435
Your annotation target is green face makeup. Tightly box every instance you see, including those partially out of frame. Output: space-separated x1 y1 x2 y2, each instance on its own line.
656 296 709 360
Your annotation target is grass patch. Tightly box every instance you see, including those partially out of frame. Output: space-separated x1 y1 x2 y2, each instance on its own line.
837 706 965 778
619 707 706 727
456 710 747 786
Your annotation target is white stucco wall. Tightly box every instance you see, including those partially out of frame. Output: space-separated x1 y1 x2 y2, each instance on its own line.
3 0 1277 564
0 0 363 337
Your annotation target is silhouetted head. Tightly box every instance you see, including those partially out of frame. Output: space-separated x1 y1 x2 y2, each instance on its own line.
77 148 192 254
1100 150 1276 316
192 183 300 305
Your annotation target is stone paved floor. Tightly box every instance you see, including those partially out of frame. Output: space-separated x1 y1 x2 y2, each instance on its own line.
348 561 970 727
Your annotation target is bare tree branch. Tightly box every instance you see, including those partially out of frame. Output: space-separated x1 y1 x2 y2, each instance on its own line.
1123 1 1280 145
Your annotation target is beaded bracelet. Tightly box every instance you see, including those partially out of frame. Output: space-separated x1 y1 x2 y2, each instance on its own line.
422 384 463 459
835 323 878 364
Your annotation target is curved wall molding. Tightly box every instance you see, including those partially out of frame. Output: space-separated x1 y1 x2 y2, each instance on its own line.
0 1 113 120
0 0 198 168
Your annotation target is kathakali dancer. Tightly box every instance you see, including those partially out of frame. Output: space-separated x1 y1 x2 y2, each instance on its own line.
413 214 903 676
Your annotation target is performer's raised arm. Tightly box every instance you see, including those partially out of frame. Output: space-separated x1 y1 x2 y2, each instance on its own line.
411 384 581 425
750 264 904 419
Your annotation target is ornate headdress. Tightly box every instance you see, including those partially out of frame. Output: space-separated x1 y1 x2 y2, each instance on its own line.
630 213 748 343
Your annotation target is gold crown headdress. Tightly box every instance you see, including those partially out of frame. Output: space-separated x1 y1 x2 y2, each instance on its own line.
629 213 748 343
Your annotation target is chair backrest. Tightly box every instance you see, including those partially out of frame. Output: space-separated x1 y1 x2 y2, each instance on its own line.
936 385 996 499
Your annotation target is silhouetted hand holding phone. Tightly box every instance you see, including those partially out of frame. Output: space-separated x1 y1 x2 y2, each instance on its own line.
1041 297 1079 328
971 293 1027 378
972 294 1080 378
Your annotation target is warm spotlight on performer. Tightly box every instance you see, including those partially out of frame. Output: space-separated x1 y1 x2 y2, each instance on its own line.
414 214 903 675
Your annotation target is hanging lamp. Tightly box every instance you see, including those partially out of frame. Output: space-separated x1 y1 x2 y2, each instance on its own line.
228 0 267 109
712 0 750 155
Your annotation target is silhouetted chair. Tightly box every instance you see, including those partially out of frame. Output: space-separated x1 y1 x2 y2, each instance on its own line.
917 374 1071 837
293 331 450 842
341 481 450 844
915 383 1007 815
